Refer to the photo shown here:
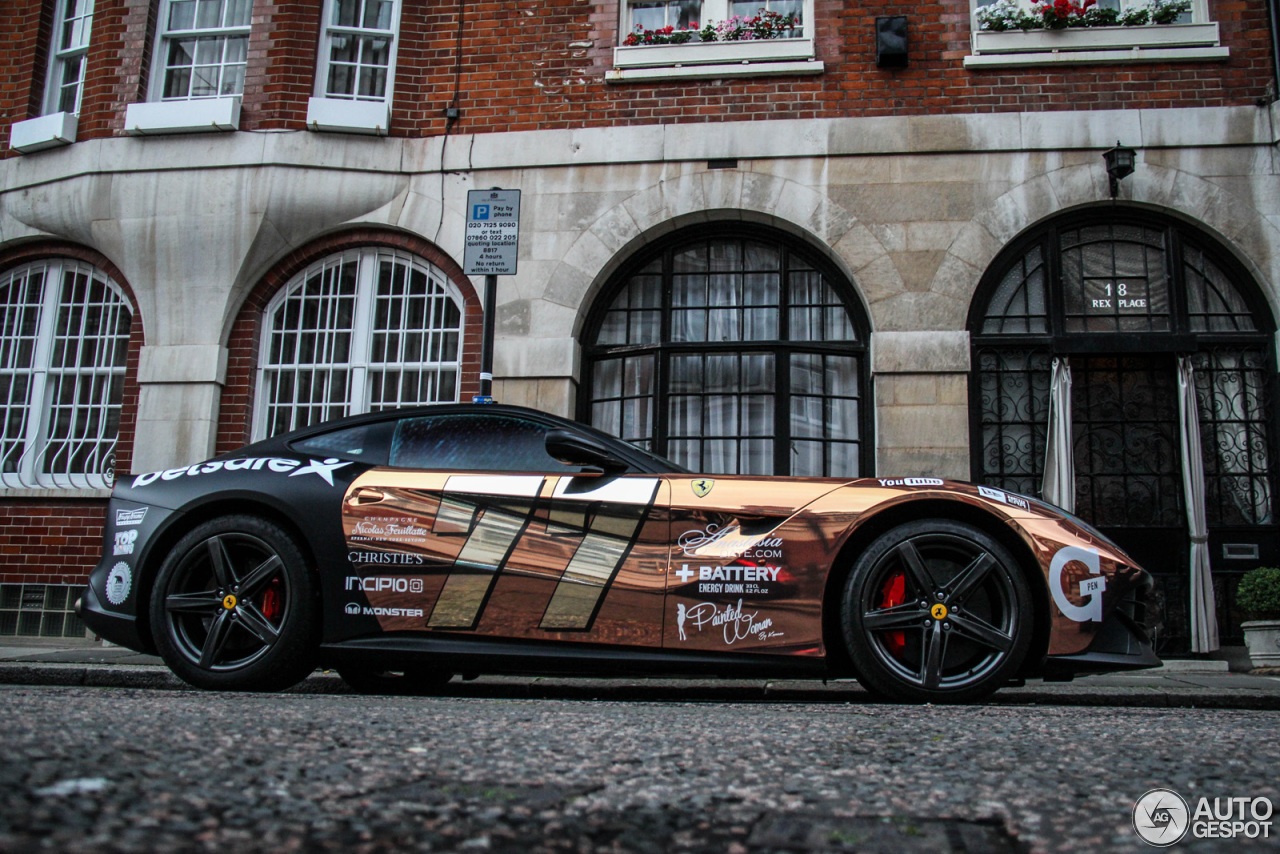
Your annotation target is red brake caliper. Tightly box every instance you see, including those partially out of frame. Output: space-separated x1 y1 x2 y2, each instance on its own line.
880 572 907 657
261 577 283 623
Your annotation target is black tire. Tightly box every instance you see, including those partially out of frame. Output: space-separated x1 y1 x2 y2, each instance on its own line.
149 515 319 692
841 519 1033 704
337 666 454 696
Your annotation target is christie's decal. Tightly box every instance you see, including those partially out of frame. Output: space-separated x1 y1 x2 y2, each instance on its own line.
349 518 430 545
675 599 784 645
677 525 784 559
878 478 944 488
347 551 426 566
132 457 352 488
1050 545 1107 622
977 485 1032 511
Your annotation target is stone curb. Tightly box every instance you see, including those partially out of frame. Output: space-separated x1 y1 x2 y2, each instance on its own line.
3 663 1279 710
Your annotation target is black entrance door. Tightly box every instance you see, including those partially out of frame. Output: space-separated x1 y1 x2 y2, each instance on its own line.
1070 353 1190 652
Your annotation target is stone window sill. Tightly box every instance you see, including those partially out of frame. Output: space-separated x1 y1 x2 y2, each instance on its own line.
123 97 240 135
306 97 390 136
607 37 822 83
9 112 78 153
965 22 1226 67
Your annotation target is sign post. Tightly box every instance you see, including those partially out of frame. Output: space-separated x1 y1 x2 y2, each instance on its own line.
464 188 521 403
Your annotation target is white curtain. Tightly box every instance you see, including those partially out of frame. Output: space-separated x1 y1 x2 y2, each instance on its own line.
1041 356 1076 513
1178 355 1219 653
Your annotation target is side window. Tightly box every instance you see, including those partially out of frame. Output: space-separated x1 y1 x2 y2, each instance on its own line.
317 0 398 103
45 0 94 115
308 0 400 133
152 0 252 101
291 422 391 465
389 415 569 472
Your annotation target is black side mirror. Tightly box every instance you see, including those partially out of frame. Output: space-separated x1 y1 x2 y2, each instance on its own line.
545 429 629 474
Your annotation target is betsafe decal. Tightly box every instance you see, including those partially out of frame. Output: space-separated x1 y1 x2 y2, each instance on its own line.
132 457 353 488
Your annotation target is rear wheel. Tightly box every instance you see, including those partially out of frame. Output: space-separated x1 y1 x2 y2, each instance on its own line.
841 519 1032 704
150 515 318 691
337 666 453 695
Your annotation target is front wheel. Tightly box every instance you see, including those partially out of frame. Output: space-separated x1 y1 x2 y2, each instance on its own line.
841 519 1033 704
149 515 319 691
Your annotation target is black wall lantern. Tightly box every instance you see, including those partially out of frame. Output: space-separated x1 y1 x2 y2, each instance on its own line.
1103 140 1137 198
875 16 908 68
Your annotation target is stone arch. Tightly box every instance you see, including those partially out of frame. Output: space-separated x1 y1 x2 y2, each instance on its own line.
216 227 483 453
537 169 891 340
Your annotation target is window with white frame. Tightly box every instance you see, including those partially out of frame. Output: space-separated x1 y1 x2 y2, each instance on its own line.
44 0 94 115
316 0 399 102
611 0 818 83
255 249 464 440
0 259 133 490
152 0 252 100
624 0 804 38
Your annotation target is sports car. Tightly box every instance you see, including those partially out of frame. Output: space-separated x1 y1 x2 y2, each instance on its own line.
80 403 1158 703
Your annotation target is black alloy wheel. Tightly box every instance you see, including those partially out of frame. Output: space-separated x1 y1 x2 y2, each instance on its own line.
841 519 1033 703
337 666 454 695
150 515 318 691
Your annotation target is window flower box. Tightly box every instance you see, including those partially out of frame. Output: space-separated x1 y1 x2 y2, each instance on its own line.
971 20 1220 52
613 36 815 69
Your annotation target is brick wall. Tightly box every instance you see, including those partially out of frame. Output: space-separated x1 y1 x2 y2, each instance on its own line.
0 501 107 586
1 0 1273 154
216 228 486 454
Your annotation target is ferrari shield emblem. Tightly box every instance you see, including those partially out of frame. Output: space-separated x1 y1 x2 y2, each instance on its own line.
691 478 715 498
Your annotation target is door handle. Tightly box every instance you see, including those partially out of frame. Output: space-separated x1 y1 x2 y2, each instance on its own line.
348 487 386 505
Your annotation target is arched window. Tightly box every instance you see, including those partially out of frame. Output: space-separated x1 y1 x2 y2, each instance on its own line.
0 258 133 489
582 225 870 477
255 248 464 439
969 210 1277 652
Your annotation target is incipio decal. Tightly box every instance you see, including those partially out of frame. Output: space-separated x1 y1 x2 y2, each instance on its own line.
1049 545 1106 622
105 562 132 606
878 478 945 488
345 576 426 593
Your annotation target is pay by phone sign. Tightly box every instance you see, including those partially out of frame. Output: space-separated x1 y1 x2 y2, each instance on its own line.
464 189 521 276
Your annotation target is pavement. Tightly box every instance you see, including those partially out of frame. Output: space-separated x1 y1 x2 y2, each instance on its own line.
3 638 1280 708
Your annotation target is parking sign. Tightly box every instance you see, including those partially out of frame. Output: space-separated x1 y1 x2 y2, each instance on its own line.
464 190 520 276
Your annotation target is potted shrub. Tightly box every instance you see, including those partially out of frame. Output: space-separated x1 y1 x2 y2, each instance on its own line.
1238 566 1280 667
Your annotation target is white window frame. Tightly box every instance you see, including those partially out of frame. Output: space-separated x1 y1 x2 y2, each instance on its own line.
253 248 465 441
609 0 822 83
146 0 253 102
44 0 94 116
0 259 132 491
307 0 401 134
966 0 1226 67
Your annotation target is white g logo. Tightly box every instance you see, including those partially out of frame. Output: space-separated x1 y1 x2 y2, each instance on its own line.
1049 545 1106 622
